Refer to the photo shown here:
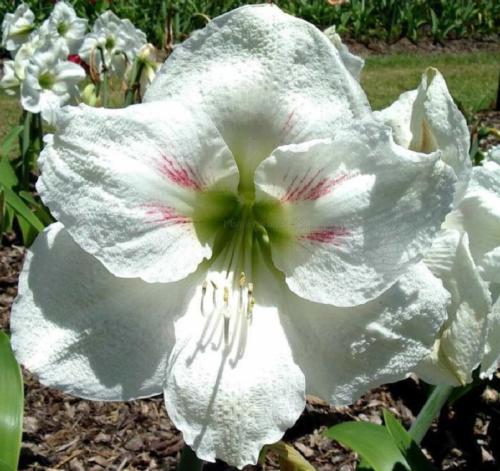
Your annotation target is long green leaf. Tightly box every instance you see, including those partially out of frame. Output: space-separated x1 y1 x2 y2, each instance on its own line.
325 421 409 471
0 331 24 471
383 411 437 471
2 186 44 232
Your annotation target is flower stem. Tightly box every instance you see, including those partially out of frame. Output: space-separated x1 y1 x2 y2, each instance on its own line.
177 445 204 471
124 58 144 106
409 384 454 444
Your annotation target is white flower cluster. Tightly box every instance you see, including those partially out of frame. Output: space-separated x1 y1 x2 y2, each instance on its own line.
1 2 156 120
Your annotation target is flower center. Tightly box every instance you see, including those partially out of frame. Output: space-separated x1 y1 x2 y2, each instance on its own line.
57 21 69 36
105 36 115 50
38 71 55 89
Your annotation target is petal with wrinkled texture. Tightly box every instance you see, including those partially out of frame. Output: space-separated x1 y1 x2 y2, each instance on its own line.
38 102 239 283
481 296 500 378
416 231 491 385
374 68 470 201
164 263 306 468
144 4 370 189
254 121 456 306
445 161 500 283
275 262 450 404
10 223 197 400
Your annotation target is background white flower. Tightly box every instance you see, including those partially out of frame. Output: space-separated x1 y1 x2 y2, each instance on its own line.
78 10 146 77
39 1 88 55
21 40 85 123
1 2 35 54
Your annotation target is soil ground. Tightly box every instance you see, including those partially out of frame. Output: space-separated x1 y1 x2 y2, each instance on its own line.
1 70 500 471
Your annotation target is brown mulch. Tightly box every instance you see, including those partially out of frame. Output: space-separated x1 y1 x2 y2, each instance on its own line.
1 114 500 470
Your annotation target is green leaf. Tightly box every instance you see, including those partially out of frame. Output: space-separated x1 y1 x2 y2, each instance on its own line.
383 411 437 471
325 421 409 471
0 156 18 191
0 331 24 471
2 186 44 232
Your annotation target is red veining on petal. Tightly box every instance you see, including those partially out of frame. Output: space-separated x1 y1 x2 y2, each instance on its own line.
280 110 296 138
159 154 204 191
282 170 351 202
299 226 350 245
143 203 191 225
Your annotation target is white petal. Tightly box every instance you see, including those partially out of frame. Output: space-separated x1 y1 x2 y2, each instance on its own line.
445 161 500 283
165 265 305 468
275 262 450 404
374 68 471 202
323 25 364 80
38 102 239 284
416 231 491 385
144 4 370 187
254 121 456 306
10 223 197 400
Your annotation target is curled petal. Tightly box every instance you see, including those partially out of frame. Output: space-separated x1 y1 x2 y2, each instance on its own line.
417 231 491 385
374 68 471 202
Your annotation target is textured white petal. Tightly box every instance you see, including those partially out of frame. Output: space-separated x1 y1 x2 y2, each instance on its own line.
251 251 449 405
445 161 500 283
374 68 471 202
10 223 196 400
417 231 491 385
323 25 364 80
165 263 305 468
488 145 500 164
38 102 239 283
144 4 370 187
255 121 456 306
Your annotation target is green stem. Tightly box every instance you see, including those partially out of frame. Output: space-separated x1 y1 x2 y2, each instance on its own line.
177 445 204 471
20 111 32 189
409 384 454 444
124 58 144 107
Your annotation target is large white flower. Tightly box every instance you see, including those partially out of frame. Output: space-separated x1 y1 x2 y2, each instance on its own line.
78 10 146 77
21 40 85 123
38 1 88 55
1 2 35 54
376 69 500 385
11 6 456 468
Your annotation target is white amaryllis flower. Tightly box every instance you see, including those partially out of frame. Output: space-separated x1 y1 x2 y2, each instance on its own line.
78 10 146 77
38 1 88 55
12 6 456 468
21 40 85 123
1 2 35 54
0 33 41 96
376 68 500 385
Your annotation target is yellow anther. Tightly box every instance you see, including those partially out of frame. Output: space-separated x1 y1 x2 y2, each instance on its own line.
247 283 254 296
202 280 208 294
239 272 246 287
223 286 229 305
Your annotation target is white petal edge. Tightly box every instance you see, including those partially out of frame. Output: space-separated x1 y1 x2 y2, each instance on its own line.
10 222 197 400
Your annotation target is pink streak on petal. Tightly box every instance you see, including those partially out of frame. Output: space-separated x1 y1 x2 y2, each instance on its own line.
159 154 204 191
299 226 350 245
144 204 191 225
282 171 351 202
280 110 296 138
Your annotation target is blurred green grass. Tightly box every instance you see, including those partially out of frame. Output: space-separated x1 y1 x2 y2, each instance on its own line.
362 51 500 114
